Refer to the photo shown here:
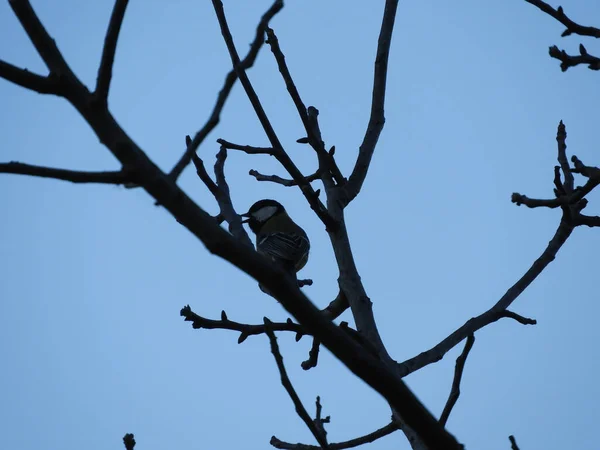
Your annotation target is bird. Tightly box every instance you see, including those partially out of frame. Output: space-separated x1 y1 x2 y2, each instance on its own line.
241 199 310 295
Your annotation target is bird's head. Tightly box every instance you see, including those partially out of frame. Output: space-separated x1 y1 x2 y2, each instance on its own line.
241 199 286 233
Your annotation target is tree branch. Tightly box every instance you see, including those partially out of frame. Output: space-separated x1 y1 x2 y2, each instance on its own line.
548 44 600 72
509 435 521 450
210 0 337 231
0 59 59 94
249 168 321 186
9 0 77 79
524 0 600 38
181 306 305 343
0 161 131 184
217 139 275 155
439 334 475 427
264 318 330 449
264 27 345 187
123 434 136 450
271 421 399 450
342 0 399 206
167 0 284 181
95 0 130 103
398 219 571 378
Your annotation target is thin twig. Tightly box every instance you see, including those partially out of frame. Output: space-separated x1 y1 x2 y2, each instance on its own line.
168 0 284 181
0 162 131 184
181 306 305 343
524 0 600 38
398 219 572 377
509 435 521 450
501 310 537 325
0 60 58 94
342 0 399 205
556 121 573 193
548 44 600 71
301 338 321 370
439 334 475 427
265 27 344 187
249 169 321 186
264 318 329 449
271 421 399 450
217 139 275 155
95 0 130 103
123 434 136 450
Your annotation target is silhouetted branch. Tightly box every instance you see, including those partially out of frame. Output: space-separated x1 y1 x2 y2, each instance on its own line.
574 213 600 227
168 0 284 181
509 435 521 450
123 433 136 450
398 219 569 378
265 27 344 187
524 1 600 71
555 120 573 193
249 169 321 187
0 60 58 94
210 0 337 231
342 0 399 205
500 310 537 325
264 318 330 449
301 338 321 370
0 161 131 184
217 139 275 155
95 0 129 103
548 44 600 72
524 0 600 38
439 334 475 427
181 306 305 343
271 421 399 450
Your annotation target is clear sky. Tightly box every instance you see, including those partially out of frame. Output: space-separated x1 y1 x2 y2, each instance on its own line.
1 1 599 449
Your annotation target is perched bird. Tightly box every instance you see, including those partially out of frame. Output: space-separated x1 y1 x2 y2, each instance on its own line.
241 199 310 294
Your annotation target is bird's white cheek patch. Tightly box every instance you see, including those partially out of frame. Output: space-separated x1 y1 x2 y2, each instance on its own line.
253 206 278 222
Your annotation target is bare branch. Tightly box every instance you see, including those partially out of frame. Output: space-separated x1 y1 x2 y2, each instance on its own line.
439 334 475 427
321 290 350 321
500 310 537 325
264 27 345 187
398 219 572 377
210 0 337 231
181 306 306 342
511 193 562 208
217 139 275 155
524 0 600 38
0 161 131 184
301 338 321 370
9 0 77 80
264 318 330 449
271 421 399 450
95 0 130 103
574 213 600 227
0 60 59 94
343 0 399 205
548 44 600 72
556 120 573 193
123 434 136 450
249 169 321 186
168 0 284 181
509 435 521 450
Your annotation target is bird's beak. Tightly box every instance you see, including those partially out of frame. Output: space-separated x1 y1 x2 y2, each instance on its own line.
240 212 250 223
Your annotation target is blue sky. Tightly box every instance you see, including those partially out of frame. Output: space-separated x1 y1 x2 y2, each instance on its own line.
1 1 599 449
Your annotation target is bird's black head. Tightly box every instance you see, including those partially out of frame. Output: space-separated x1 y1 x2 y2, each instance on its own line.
241 199 285 233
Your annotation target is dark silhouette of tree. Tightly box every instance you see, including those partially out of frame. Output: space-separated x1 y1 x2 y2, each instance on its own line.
1 1 598 449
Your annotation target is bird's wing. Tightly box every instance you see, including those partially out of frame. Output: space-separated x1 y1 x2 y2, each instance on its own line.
258 232 310 271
